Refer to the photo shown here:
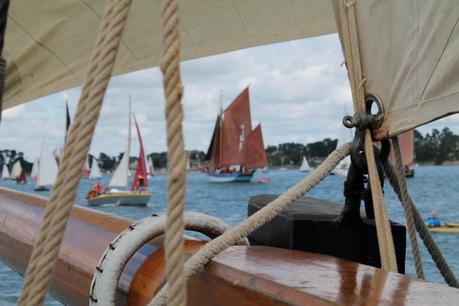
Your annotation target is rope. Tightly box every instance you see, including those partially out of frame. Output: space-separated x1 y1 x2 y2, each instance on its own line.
18 1 132 305
392 137 424 279
383 160 459 287
149 143 352 305
90 212 246 305
160 0 187 305
337 0 397 272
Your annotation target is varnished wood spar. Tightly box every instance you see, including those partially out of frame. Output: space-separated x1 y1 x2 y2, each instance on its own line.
0 187 203 305
1 187 459 305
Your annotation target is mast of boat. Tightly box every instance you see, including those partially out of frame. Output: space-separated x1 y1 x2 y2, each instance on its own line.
218 89 223 171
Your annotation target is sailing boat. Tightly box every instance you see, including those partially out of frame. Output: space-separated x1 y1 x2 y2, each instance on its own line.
87 99 151 206
35 142 59 191
147 156 155 177
205 87 268 183
1 163 9 179
10 161 22 180
332 126 353 176
82 156 90 178
30 159 38 180
389 130 415 177
299 156 310 172
88 157 102 179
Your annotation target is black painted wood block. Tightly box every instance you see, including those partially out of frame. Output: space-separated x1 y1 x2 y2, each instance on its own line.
248 194 406 273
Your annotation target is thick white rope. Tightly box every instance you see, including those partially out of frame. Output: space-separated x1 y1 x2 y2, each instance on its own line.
337 0 397 272
89 212 244 305
149 143 352 305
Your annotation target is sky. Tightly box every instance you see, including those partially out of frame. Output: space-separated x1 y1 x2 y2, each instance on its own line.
1 33 459 161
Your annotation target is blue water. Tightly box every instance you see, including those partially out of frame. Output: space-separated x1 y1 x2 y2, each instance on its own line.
1 166 459 305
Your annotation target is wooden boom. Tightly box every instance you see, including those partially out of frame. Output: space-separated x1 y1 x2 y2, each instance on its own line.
0 187 458 306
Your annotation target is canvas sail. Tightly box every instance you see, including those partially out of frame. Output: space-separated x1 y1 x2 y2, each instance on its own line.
4 1 336 109
1 164 9 179
299 156 310 172
243 124 268 170
10 161 22 178
333 126 353 176
333 1 459 136
89 159 102 179
36 144 58 187
132 115 148 191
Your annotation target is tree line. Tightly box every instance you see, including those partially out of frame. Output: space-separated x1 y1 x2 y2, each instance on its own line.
1 127 458 173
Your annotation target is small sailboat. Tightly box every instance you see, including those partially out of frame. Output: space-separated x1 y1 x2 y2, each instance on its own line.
332 126 353 177
186 157 191 171
82 156 90 178
205 87 268 183
87 99 152 206
30 160 38 180
10 161 22 180
147 156 155 177
1 164 10 180
35 142 59 191
299 156 310 172
88 158 102 179
389 130 415 177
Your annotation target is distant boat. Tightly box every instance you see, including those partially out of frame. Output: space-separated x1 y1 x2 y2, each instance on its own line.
88 158 102 179
389 130 415 177
186 157 191 171
82 156 90 178
30 159 38 180
147 156 155 177
35 142 59 191
87 98 152 206
299 156 310 172
10 161 22 180
1 164 10 179
332 126 353 177
204 87 268 183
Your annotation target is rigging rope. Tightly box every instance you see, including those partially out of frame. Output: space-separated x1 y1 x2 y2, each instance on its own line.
392 137 424 279
18 0 133 305
149 143 352 305
160 0 187 305
337 0 397 272
383 160 459 287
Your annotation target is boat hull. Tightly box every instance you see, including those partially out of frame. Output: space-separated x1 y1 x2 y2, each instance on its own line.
428 226 459 234
207 172 254 183
87 192 151 206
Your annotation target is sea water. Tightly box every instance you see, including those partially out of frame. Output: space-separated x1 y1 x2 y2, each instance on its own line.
1 165 458 305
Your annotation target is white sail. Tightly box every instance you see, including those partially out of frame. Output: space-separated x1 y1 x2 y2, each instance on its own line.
109 98 131 187
10 161 22 178
299 156 310 172
1 164 10 179
333 127 353 176
30 160 38 180
36 144 58 188
89 159 102 179
186 158 191 171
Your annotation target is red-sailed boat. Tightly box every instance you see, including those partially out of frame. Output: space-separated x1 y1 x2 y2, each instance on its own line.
205 87 268 183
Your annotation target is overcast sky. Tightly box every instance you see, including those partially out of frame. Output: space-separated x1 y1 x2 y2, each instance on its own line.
1 33 458 161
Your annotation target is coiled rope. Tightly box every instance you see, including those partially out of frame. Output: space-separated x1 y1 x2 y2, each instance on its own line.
337 0 397 271
383 160 459 287
149 142 352 305
160 0 188 305
391 137 424 279
18 0 133 305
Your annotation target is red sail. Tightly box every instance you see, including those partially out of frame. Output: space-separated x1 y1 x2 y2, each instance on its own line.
220 87 252 167
204 115 222 167
389 130 414 168
243 124 268 170
132 115 148 191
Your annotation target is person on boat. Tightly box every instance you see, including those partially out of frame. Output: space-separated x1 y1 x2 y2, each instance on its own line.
92 182 102 194
137 174 146 192
426 211 441 227
16 170 27 184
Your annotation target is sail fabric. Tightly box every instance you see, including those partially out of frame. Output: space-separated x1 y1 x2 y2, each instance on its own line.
109 152 129 187
243 124 268 170
204 116 222 166
89 159 102 179
220 87 252 167
389 130 415 168
30 160 38 180
333 0 459 136
10 161 21 178
132 115 148 191
299 156 310 171
1 164 9 179
4 1 335 109
147 156 155 176
36 144 58 187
